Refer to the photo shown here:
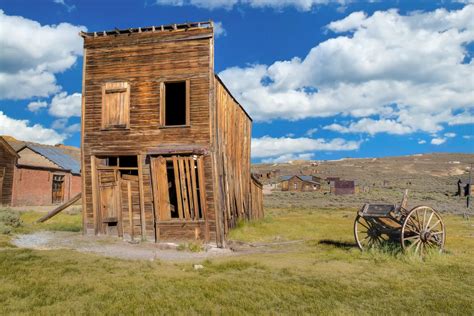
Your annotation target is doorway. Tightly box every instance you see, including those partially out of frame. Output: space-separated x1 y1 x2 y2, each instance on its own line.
96 155 141 239
52 174 65 204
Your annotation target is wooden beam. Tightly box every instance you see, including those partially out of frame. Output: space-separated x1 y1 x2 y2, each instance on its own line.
137 154 146 239
37 193 82 223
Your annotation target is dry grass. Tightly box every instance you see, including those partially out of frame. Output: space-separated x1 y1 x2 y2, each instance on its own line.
0 207 473 314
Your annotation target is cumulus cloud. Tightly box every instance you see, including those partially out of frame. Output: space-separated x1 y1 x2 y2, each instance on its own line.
27 100 48 112
48 92 82 118
251 136 361 161
445 132 457 138
0 10 85 100
214 21 227 38
0 111 65 144
431 137 447 145
418 140 427 144
219 6 474 137
305 128 318 137
51 118 81 134
53 0 76 12
155 0 348 11
324 118 413 135
262 153 315 163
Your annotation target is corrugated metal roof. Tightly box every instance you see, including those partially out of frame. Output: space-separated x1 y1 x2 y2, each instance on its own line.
280 175 320 184
28 144 81 175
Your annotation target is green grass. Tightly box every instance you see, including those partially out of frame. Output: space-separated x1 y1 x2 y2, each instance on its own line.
0 208 473 314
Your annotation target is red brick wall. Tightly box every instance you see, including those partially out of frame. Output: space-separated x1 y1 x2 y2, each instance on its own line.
12 167 82 206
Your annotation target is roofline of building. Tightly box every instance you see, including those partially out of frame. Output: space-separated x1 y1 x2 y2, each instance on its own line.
16 164 80 175
214 74 253 122
0 136 20 158
80 21 213 38
19 144 81 175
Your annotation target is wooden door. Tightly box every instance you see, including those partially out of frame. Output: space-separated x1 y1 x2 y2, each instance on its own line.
119 174 140 240
98 170 121 236
52 175 65 204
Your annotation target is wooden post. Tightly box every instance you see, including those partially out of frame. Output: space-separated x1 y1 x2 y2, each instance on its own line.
80 48 88 234
137 154 146 239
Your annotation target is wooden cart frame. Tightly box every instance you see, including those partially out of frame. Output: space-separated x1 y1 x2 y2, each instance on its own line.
354 190 446 256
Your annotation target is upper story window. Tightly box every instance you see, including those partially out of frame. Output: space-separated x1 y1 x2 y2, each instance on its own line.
160 80 190 127
102 82 130 129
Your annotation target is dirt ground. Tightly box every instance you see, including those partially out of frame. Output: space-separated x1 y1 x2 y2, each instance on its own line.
11 231 292 261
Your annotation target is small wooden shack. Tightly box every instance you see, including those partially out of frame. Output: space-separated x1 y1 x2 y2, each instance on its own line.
280 175 321 192
80 21 263 247
0 136 81 206
330 180 357 195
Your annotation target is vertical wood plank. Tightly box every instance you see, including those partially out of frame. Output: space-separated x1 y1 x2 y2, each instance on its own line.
190 158 200 219
127 180 133 239
90 156 99 234
172 157 183 219
137 154 146 238
197 157 210 242
185 158 195 219
80 48 87 234
178 158 190 220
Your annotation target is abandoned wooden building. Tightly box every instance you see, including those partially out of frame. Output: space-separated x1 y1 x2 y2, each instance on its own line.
80 21 263 246
0 136 81 206
279 175 321 192
329 179 358 195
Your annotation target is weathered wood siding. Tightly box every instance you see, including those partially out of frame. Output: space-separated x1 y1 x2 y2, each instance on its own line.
82 28 217 241
215 77 262 237
0 143 16 206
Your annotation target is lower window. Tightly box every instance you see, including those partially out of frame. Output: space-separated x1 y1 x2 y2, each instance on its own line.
151 155 205 221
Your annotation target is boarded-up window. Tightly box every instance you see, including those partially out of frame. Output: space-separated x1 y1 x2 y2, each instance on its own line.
52 175 65 204
160 81 190 126
151 155 205 221
102 82 130 129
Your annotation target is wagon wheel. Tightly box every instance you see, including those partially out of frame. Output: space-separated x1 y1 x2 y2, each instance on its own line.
401 206 445 256
354 215 390 250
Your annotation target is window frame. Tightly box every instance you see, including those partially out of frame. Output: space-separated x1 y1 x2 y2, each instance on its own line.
160 80 190 128
101 81 131 130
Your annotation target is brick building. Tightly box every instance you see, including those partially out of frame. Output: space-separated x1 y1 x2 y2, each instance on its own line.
0 136 81 206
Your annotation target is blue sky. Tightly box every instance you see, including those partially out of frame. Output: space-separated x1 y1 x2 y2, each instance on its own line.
0 0 473 163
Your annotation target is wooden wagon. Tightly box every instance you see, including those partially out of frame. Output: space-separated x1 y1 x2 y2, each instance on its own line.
354 190 446 256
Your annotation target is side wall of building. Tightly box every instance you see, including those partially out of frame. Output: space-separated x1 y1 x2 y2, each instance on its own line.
82 28 217 241
0 146 16 206
215 78 258 238
11 168 80 206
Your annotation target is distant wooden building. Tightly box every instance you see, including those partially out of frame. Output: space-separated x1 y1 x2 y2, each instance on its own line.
80 21 263 246
330 180 357 195
280 175 321 192
0 136 81 206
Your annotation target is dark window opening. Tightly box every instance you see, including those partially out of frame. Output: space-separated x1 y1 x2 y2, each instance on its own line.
106 157 118 166
166 161 179 218
164 81 187 126
119 156 138 168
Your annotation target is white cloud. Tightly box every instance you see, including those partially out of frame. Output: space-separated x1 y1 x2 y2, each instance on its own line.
431 137 447 145
0 10 85 100
0 111 65 144
305 128 318 137
214 21 227 38
219 5 474 137
463 135 473 139
251 135 361 160
324 118 413 135
52 118 81 134
48 92 82 118
445 132 457 138
155 0 348 11
27 100 48 112
53 0 76 12
262 153 315 163
418 140 427 144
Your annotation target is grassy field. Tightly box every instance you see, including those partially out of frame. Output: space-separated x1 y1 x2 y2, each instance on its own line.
1 207 473 315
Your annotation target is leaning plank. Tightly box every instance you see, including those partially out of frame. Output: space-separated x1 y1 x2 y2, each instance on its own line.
37 193 82 223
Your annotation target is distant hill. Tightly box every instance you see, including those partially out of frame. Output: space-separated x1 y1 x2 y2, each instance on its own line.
252 153 474 214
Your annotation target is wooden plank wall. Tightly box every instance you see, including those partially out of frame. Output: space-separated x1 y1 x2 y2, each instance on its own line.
82 28 216 241
251 177 264 220
215 77 263 236
0 144 16 206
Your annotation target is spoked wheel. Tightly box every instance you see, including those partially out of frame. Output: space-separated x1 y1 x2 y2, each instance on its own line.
401 206 445 256
354 215 391 250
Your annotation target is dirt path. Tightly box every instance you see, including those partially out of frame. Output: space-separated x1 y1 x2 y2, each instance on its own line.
11 231 235 261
